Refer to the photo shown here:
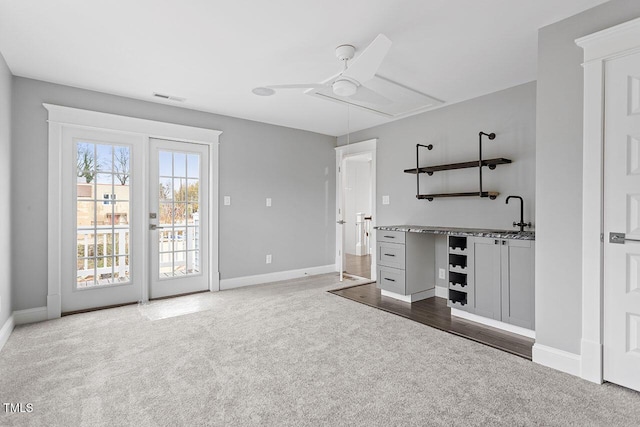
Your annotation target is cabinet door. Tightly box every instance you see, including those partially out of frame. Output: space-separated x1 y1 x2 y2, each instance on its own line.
471 237 502 320
501 240 535 329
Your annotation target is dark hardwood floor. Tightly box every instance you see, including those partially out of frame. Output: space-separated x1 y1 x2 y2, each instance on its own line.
329 282 534 360
345 254 371 279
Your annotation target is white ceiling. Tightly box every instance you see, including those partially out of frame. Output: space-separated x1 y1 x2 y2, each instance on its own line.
0 0 608 136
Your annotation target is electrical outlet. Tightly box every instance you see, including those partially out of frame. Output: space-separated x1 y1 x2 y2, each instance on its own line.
224 196 231 206
266 198 272 207
382 195 390 205
439 268 446 280
266 254 272 264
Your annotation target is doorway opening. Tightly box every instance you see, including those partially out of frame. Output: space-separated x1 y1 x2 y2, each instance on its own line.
335 139 377 281
343 153 373 278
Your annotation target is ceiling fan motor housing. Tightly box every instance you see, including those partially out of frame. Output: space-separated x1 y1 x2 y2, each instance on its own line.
335 44 355 61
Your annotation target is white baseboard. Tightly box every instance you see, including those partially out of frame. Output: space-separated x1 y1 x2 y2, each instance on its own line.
435 286 448 298
0 315 15 352
220 264 336 290
532 343 581 377
13 307 48 325
451 308 536 339
381 288 435 303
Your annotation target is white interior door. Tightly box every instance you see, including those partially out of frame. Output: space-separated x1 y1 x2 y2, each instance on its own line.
603 51 640 392
62 128 144 313
149 138 210 298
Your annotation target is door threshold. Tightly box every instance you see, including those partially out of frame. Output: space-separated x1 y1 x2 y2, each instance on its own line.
62 301 138 316
149 290 209 301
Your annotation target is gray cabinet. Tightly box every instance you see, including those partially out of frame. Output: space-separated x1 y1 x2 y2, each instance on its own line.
501 239 535 329
449 235 535 330
376 231 435 296
471 237 502 320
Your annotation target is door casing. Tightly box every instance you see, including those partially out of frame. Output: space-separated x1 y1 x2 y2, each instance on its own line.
45 104 221 319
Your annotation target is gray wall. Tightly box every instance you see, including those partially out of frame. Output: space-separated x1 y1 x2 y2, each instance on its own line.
11 77 336 311
0 53 11 326
535 0 640 355
338 82 537 289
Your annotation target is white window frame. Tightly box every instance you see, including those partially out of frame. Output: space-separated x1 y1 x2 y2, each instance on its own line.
45 104 221 319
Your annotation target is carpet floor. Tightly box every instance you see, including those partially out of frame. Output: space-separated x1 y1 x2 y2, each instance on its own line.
1 273 639 426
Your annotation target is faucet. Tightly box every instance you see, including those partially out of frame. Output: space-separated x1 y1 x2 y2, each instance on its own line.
505 195 531 232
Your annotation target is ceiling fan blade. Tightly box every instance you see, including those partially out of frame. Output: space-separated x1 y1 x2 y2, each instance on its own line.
350 86 392 105
342 34 392 85
267 83 327 90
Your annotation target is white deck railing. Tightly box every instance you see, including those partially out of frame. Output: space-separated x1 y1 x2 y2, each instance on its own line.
77 222 200 286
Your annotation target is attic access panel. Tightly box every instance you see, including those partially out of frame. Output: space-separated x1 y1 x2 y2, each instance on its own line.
305 75 442 118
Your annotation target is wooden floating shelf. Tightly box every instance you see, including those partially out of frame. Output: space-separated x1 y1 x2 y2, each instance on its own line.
417 191 500 201
404 158 512 175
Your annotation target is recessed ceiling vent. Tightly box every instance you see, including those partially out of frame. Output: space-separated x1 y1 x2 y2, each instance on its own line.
153 92 186 102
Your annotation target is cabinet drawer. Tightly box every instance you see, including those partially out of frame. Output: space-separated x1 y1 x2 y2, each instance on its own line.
377 266 406 295
377 242 406 269
377 230 406 244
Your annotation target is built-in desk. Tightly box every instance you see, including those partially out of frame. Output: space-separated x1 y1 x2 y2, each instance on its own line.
374 225 535 337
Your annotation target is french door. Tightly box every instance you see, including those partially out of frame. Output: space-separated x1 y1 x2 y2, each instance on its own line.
61 129 211 313
149 138 209 298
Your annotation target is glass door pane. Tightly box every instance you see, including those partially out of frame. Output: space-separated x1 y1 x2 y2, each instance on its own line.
76 141 131 289
157 150 201 278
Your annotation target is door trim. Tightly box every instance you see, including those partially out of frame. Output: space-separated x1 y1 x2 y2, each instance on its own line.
575 17 640 384
45 104 221 320
335 138 377 280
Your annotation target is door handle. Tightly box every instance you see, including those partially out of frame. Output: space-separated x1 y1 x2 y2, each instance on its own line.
336 220 346 225
609 232 640 244
149 224 169 231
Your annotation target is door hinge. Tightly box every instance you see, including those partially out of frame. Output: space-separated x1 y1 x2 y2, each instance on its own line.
600 233 604 242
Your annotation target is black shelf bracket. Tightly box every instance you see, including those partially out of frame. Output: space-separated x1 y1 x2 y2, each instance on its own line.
478 132 496 197
415 143 433 200
408 131 507 202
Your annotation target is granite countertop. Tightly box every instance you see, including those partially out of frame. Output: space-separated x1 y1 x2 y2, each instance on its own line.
375 225 535 240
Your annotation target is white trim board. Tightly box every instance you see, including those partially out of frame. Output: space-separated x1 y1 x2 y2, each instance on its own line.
13 307 48 325
220 265 336 290
532 344 581 377
0 315 15 353
573 16 640 384
451 308 535 339
435 286 448 299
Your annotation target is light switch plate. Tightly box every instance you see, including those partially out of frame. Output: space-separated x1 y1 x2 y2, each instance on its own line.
224 196 231 206
266 254 272 264
266 198 272 207
439 268 446 280
382 195 390 205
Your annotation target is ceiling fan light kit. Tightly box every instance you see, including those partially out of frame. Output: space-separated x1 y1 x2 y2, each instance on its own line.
332 79 357 97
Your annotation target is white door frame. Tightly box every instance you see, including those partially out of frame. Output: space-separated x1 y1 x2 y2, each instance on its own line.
45 104 221 319
335 138 377 280
576 17 640 383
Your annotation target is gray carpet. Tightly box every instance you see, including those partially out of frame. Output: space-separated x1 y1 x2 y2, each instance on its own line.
1 273 639 426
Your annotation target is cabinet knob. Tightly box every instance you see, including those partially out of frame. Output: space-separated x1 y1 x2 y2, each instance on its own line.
494 239 499 245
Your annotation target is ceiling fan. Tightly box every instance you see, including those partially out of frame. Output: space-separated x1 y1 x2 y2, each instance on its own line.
253 34 393 105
